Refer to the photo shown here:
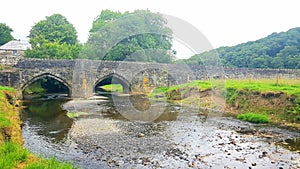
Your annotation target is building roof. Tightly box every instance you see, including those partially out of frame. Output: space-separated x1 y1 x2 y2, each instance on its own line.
0 40 31 51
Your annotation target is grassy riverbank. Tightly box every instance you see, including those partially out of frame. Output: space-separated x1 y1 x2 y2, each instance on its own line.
150 78 300 128
0 86 75 169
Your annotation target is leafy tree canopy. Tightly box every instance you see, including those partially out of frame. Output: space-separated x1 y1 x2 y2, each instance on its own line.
0 23 14 46
82 9 175 63
29 14 78 46
26 14 81 59
179 27 300 69
25 41 82 59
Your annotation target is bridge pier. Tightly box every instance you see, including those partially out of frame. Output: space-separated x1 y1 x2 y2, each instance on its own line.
71 71 95 98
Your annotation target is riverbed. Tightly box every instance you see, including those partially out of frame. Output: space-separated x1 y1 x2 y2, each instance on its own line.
21 94 300 168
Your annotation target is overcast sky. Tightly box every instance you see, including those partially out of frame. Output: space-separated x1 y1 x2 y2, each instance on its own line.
1 0 300 58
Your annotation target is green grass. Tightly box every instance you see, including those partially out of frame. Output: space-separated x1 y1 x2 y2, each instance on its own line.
225 79 300 97
237 113 269 123
0 87 13 128
0 111 11 128
0 86 14 99
23 82 45 95
168 80 212 91
100 84 123 92
0 142 75 169
149 81 212 98
67 112 88 118
149 79 300 124
226 88 239 104
25 157 74 169
0 86 14 91
0 142 29 169
150 79 300 98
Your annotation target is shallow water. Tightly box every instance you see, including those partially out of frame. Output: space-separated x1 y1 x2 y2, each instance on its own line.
21 94 300 168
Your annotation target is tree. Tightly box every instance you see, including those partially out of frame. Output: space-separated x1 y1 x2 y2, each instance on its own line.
0 23 14 46
25 41 82 59
276 46 299 68
25 14 81 59
82 9 175 63
29 14 78 47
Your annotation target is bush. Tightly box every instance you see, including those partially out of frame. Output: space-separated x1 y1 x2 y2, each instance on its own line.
237 113 269 123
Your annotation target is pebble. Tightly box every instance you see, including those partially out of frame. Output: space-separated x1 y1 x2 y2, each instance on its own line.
138 133 145 137
62 107 300 169
188 162 197 168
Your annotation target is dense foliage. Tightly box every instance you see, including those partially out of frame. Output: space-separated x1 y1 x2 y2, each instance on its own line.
25 14 82 59
0 23 14 46
82 9 175 63
180 27 300 69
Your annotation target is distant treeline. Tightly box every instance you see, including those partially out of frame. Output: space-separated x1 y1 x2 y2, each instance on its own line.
178 27 300 69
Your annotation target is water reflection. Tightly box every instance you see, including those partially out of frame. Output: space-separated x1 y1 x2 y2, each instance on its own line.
21 98 73 142
21 94 183 143
112 94 178 122
278 138 300 152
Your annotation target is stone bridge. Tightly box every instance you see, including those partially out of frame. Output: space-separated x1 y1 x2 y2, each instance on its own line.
0 58 201 98
0 57 299 98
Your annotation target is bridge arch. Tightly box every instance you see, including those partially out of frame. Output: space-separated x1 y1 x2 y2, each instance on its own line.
94 73 130 93
21 73 72 96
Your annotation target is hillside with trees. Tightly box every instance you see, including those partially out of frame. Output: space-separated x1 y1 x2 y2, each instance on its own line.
180 27 300 69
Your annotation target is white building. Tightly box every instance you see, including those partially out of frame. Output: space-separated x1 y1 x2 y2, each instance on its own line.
0 40 31 56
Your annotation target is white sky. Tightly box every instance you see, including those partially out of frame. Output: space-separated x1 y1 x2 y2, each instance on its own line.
1 0 300 58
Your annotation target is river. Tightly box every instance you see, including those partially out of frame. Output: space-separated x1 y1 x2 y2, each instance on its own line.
21 93 300 168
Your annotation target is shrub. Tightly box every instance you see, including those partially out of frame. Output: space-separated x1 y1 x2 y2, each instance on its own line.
237 112 269 123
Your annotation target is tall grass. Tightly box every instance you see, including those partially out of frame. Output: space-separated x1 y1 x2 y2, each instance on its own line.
0 143 75 169
25 157 74 169
0 142 29 169
226 79 300 96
